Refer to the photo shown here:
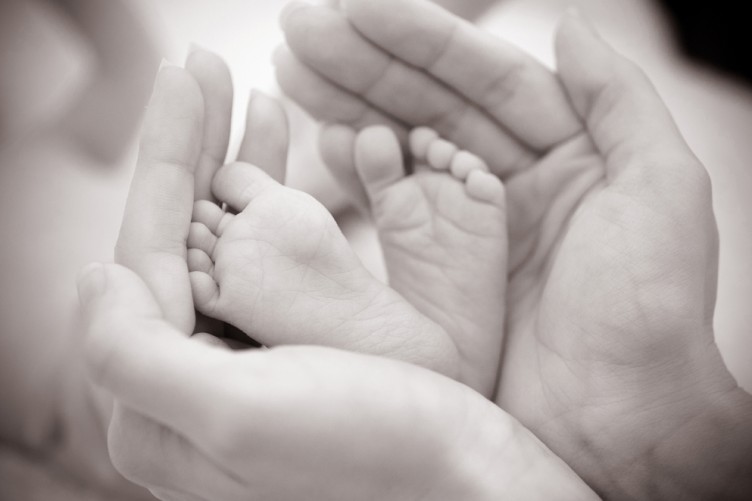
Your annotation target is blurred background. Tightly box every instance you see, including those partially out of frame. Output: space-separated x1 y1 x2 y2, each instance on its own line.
2 0 752 499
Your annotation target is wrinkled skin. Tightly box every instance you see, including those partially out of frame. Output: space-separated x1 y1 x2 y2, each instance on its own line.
80 55 596 500
277 1 751 497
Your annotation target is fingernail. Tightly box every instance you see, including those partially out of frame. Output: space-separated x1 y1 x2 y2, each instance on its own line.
158 57 178 72
189 42 205 55
186 42 204 63
77 263 107 307
280 1 310 27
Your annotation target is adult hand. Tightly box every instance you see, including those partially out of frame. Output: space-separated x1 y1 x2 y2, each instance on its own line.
90 46 598 501
115 49 288 335
278 1 752 497
106 50 288 501
77 262 596 501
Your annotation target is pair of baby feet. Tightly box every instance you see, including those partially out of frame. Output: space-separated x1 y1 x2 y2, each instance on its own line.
187 126 507 395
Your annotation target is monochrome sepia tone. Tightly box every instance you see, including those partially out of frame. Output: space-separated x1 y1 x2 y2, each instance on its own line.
1 0 751 500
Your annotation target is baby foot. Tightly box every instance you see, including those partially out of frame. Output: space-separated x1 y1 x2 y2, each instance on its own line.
187 161 459 377
354 126 508 396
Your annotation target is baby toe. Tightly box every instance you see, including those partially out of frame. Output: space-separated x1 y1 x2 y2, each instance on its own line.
426 138 458 171
212 161 280 214
465 170 506 206
187 222 218 257
187 248 214 274
355 126 406 201
409 127 439 161
189 271 221 314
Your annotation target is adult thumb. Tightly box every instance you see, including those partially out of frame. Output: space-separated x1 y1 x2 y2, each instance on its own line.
555 10 709 203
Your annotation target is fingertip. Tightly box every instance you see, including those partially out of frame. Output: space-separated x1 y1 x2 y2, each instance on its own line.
247 89 288 130
151 65 204 118
556 7 600 44
238 90 289 183
354 125 405 195
554 8 610 85
185 47 233 90
280 1 312 30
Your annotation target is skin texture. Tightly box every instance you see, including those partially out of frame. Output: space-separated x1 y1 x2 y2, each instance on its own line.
187 158 459 381
78 264 596 501
186 123 508 395
81 57 598 501
277 1 752 498
352 126 508 396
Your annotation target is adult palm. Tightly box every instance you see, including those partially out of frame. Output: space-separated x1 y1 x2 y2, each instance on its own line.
278 1 744 497
84 51 598 501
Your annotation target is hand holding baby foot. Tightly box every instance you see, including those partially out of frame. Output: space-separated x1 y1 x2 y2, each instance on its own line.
279 0 752 497
187 155 460 379
79 264 596 501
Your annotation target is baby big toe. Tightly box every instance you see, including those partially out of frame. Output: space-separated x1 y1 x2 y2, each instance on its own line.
212 161 281 214
465 170 506 206
355 126 406 201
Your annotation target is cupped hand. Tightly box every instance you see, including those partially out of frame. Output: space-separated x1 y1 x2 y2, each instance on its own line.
86 45 599 501
278 1 751 497
77 263 596 501
105 51 288 501
115 50 288 336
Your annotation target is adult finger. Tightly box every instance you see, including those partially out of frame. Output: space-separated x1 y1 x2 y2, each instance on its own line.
280 4 536 176
236 90 289 184
78 266 595 500
77 262 423 472
274 45 407 136
555 11 709 203
185 48 234 202
319 124 371 212
115 65 203 333
275 46 402 210
341 0 581 150
77 263 233 446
